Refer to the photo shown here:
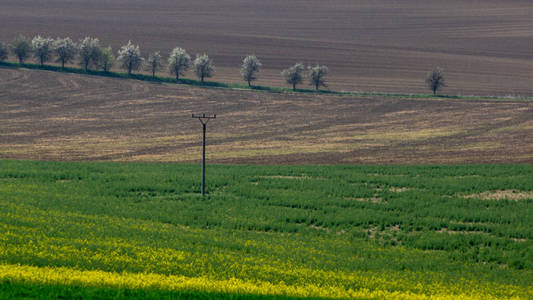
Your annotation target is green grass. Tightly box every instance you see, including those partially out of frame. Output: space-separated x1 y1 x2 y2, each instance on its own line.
0 160 532 299
1 60 531 102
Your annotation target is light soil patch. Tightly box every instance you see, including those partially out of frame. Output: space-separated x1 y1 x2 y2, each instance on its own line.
367 173 409 178
488 120 533 133
437 228 490 236
345 197 383 203
447 175 482 179
464 190 533 201
449 221 478 226
388 187 411 193
367 225 400 240
375 187 411 192
309 224 330 233
258 175 322 180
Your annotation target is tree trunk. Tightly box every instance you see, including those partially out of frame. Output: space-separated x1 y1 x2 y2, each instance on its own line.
152 70 156 78
176 73 179 81
201 74 205 83
61 60 65 68
248 80 251 87
292 83 296 91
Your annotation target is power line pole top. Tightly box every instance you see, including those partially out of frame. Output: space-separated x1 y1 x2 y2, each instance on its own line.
192 113 216 124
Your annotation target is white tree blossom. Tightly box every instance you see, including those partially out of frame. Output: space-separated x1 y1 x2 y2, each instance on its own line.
193 53 214 83
308 65 328 91
53 37 77 68
117 40 144 75
168 47 190 81
281 63 305 91
32 35 55 66
79 37 101 71
240 55 262 87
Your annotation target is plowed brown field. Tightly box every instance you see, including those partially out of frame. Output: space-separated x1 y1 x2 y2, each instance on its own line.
1 0 533 96
1 68 532 164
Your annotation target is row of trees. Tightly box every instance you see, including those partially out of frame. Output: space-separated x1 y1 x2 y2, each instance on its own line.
0 35 330 90
0 34 446 93
0 36 217 83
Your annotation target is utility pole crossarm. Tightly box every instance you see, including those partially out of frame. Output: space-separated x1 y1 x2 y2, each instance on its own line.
192 113 216 124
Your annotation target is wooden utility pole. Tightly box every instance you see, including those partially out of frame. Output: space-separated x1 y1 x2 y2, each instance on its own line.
192 113 216 196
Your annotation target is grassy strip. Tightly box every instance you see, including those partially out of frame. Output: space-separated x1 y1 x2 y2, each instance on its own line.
1 60 531 102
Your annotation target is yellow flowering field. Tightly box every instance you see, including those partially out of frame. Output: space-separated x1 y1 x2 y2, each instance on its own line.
0 161 531 299
0 263 526 300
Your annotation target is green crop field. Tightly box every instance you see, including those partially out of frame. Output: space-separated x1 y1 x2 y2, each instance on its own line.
0 160 531 299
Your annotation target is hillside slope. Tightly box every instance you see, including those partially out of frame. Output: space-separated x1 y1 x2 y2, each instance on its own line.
1 68 532 164
1 0 533 96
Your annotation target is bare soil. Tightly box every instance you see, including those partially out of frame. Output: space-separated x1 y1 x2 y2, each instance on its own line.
1 68 532 164
464 190 533 201
1 0 533 96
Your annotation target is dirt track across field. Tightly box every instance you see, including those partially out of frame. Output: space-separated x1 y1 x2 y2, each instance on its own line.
1 68 532 164
1 0 533 97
